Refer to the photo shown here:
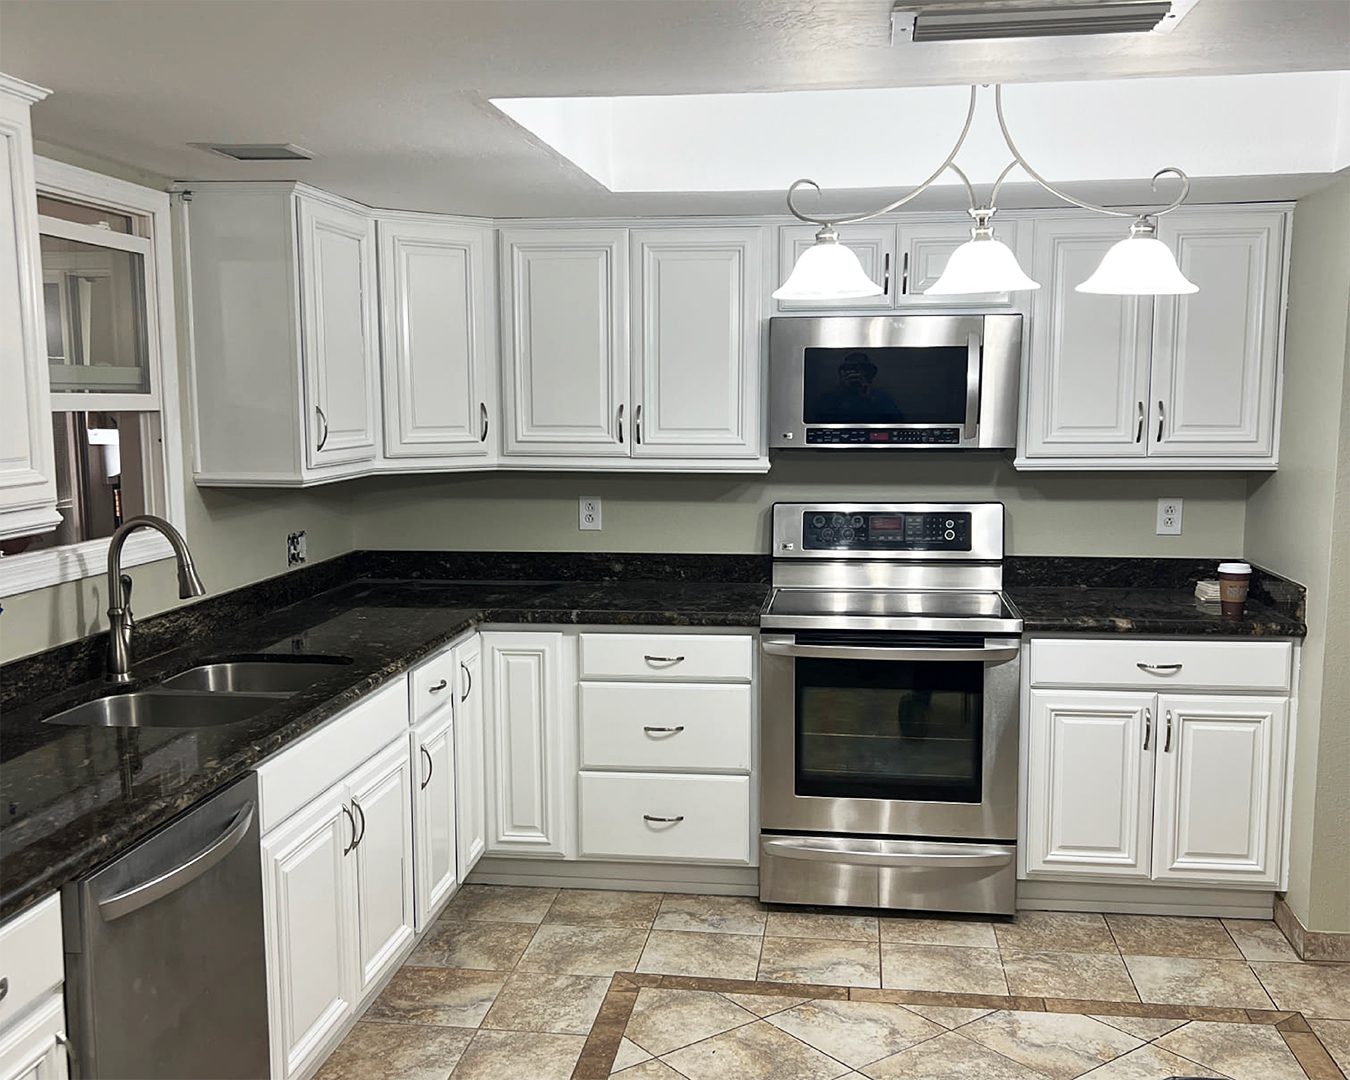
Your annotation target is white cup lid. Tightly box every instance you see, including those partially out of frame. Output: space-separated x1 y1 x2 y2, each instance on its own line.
1218 561 1252 574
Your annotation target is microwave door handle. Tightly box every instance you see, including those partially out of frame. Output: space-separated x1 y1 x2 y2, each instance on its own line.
763 838 1013 869
760 640 1019 663
964 332 981 438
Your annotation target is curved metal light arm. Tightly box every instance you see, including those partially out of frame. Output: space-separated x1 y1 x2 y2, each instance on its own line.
992 84 1190 219
785 85 980 228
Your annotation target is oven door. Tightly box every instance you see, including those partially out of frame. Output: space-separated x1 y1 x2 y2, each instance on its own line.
759 631 1020 842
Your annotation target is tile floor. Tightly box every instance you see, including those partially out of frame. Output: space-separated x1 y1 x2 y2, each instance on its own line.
315 886 1350 1080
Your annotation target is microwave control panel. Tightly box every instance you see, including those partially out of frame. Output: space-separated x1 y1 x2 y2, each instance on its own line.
804 427 962 446
802 511 972 551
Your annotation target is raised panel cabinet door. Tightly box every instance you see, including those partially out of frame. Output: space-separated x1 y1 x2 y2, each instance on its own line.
500 229 629 456
454 636 488 876
0 993 70 1080
481 632 571 857
1152 694 1287 885
896 219 1027 309
630 227 764 458
260 789 357 1080
0 82 60 540
346 739 416 994
297 195 380 469
774 223 896 311
1023 689 1156 878
1148 211 1286 460
1021 218 1153 459
412 710 457 932
378 219 493 459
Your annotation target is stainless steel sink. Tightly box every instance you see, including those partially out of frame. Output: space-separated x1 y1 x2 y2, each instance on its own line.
44 690 283 729
159 659 347 694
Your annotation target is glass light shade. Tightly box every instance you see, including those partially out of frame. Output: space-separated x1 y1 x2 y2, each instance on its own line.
1076 235 1198 295
925 236 1040 295
772 238 883 300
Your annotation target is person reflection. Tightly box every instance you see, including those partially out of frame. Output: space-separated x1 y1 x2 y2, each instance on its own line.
819 352 902 420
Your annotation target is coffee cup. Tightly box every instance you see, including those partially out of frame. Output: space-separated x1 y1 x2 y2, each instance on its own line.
1218 561 1252 617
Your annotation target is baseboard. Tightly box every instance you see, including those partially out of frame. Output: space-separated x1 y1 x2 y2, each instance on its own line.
1016 879 1276 919
1275 895 1350 961
466 857 760 895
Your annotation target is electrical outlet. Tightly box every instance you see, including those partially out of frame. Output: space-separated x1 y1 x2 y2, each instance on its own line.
287 530 308 565
579 496 602 531
1156 498 1183 536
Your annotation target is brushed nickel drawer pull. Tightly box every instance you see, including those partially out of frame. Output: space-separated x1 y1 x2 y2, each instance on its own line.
315 405 329 451
341 803 357 855
428 678 448 694
1143 707 1152 751
1137 662 1183 674
643 814 685 824
643 654 685 664
643 725 685 735
1164 709 1174 753
460 662 472 701
1135 400 1144 443
420 745 434 790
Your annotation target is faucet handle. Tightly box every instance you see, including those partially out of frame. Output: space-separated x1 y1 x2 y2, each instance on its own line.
120 574 134 626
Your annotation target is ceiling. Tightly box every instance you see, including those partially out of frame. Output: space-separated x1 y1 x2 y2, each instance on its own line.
1 0 1347 216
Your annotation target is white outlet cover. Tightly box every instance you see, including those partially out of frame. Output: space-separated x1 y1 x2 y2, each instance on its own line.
1156 497 1183 536
579 496 602 531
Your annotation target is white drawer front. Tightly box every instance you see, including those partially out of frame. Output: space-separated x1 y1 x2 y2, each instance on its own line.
578 633 753 682
578 773 751 863
579 683 751 772
410 646 457 724
0 894 63 1032
1029 638 1292 693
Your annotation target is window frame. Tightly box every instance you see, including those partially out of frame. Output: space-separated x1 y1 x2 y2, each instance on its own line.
0 158 186 598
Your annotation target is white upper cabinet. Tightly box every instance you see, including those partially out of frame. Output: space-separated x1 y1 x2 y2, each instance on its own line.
378 217 495 463
630 227 764 459
775 223 895 311
0 75 60 540
500 228 629 457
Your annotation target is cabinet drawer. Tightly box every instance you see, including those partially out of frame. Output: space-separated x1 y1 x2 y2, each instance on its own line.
410 646 457 724
578 773 751 863
0 895 63 1033
579 683 751 772
1029 638 1291 693
578 634 752 682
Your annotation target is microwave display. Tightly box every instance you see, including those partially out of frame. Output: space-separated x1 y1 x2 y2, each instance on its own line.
801 346 969 426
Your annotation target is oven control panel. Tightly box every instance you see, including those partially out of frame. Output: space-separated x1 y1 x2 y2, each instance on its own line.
805 428 962 446
801 511 972 550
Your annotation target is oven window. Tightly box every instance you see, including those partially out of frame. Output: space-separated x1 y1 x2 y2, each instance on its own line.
795 655 983 802
801 346 970 425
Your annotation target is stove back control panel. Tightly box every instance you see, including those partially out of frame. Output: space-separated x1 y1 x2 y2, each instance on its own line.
802 511 972 551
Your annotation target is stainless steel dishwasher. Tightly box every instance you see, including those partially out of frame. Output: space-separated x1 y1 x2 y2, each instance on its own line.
61 773 270 1079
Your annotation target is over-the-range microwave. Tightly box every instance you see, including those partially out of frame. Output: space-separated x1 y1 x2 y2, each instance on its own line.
768 314 1022 450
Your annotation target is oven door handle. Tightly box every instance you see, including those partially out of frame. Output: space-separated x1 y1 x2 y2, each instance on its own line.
763 838 1013 869
760 640 1019 663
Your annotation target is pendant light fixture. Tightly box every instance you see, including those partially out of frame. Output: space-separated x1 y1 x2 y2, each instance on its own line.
777 84 1196 299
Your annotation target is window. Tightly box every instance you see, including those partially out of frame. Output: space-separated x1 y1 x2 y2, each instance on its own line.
0 160 185 596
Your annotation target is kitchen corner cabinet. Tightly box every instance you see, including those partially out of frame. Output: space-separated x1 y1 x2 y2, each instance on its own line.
412 707 457 933
0 75 61 541
1018 207 1288 470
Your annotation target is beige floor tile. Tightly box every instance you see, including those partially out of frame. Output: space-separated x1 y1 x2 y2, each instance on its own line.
1308 1018 1350 1074
960 1011 1143 1080
659 1018 849 1080
450 1030 585 1080
766 998 944 1069
1088 1014 1188 1039
636 929 762 980
441 884 558 925
544 888 663 929
365 967 506 1028
759 936 881 988
1156 1020 1305 1080
409 921 536 971
624 986 758 1055
1001 949 1140 1003
901 1004 994 1029
1222 919 1301 962
1105 914 1243 960
480 971 610 1034
610 1037 651 1073
765 911 880 941
880 943 1007 996
1073 1044 1224 1079
879 916 998 948
614 1061 684 1079
1124 955 1276 1009
654 893 767 935
517 924 648 977
316 1021 474 1080
864 1030 1053 1079
994 911 1117 955
721 991 812 1016
1251 961 1350 1018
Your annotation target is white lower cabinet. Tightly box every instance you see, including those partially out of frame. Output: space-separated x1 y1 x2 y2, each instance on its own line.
0 995 68 1080
0 895 68 1080
412 708 458 932
578 773 751 863
454 635 488 877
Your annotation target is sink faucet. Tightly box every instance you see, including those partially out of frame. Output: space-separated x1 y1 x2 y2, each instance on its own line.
106 515 206 682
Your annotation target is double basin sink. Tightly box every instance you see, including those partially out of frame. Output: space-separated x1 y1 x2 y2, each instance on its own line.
44 658 352 730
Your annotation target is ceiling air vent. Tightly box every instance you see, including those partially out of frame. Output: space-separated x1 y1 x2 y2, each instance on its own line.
892 0 1194 43
191 142 315 162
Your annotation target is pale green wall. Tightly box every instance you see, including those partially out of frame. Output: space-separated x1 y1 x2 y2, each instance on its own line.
1244 172 1350 935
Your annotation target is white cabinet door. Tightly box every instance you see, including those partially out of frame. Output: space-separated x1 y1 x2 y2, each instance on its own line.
261 787 357 1080
774 223 895 311
0 993 69 1080
1152 694 1287 886
482 631 572 857
347 739 415 995
0 79 60 541
454 635 488 877
412 709 457 932
500 229 628 457
297 195 379 469
1148 212 1285 460
630 227 764 459
896 219 1026 309
1023 690 1156 879
1022 217 1152 460
378 218 493 460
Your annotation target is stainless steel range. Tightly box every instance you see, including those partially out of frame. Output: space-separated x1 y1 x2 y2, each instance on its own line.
758 502 1023 915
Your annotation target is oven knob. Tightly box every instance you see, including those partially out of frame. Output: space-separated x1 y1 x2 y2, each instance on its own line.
842 528 856 541
832 515 845 527
945 519 955 528
945 529 956 540
812 515 825 527
820 529 835 542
